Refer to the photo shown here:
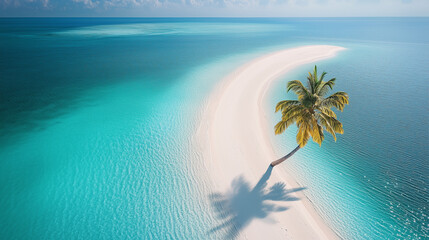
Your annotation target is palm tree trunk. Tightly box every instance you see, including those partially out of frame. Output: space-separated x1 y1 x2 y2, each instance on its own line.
270 145 301 167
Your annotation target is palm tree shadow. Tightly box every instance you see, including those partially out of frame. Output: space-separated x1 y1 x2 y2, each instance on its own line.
209 165 307 239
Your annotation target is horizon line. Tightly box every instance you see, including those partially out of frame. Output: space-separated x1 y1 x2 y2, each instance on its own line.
1 16 429 18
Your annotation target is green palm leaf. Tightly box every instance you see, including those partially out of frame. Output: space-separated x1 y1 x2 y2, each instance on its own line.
320 91 349 111
287 80 310 99
275 100 300 113
316 77 336 97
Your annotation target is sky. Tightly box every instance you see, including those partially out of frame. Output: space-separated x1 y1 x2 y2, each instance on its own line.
0 0 428 17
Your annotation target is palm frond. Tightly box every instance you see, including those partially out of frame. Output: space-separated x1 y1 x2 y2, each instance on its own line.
319 71 328 82
317 106 337 118
316 77 336 97
318 112 344 134
275 105 306 135
307 74 314 93
281 105 305 120
307 66 319 94
287 80 310 99
294 111 314 147
320 91 349 111
275 100 300 113
311 118 324 146
316 113 337 141
274 114 299 135
296 121 311 147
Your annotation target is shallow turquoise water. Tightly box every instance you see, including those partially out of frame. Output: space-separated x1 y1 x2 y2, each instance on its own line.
1 18 428 239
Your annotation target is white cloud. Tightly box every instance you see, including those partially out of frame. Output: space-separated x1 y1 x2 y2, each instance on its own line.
102 0 163 8
1 0 48 8
73 0 99 8
41 0 49 7
1 0 20 7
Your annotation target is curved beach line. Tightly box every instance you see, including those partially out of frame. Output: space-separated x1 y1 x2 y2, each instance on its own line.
196 45 345 239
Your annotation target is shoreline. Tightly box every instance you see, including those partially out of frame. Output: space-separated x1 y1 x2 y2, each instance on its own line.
196 45 345 239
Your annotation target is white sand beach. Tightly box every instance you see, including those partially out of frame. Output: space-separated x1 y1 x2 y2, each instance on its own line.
196 45 345 239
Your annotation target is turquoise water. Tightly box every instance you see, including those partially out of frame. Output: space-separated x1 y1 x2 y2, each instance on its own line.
1 18 428 239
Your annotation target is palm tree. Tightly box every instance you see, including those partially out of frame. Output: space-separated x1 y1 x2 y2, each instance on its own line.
270 65 349 167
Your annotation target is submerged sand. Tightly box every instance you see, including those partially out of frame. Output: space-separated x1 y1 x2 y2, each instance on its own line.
196 45 345 239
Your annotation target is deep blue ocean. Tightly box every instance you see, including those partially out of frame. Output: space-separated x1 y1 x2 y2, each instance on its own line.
0 18 428 239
